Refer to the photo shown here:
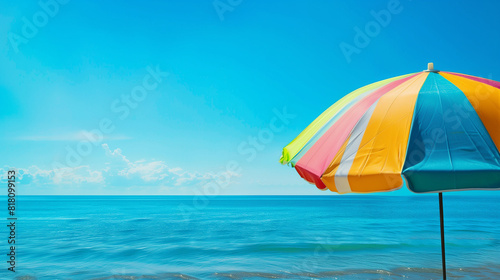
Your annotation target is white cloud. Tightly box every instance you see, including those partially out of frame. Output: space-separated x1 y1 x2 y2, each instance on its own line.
1 143 236 191
15 131 131 141
1 165 104 186
101 143 216 186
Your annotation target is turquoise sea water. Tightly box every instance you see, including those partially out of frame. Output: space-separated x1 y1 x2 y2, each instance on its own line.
2 195 500 279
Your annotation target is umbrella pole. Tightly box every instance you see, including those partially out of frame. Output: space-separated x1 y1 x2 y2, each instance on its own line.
439 192 447 280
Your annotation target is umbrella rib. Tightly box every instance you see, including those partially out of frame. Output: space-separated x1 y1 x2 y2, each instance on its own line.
441 74 500 164
353 75 424 176
447 85 498 165
465 116 500 164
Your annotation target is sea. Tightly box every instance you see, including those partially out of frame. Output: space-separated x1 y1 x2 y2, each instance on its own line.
2 195 500 280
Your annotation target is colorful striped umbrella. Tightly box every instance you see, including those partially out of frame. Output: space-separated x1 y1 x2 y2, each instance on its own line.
280 63 500 279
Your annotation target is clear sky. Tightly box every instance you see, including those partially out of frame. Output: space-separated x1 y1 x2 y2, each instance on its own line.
1 0 500 195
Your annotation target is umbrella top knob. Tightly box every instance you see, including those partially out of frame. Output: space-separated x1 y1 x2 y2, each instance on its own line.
424 62 439 72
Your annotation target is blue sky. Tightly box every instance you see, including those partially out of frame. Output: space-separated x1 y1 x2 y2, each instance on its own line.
1 0 500 195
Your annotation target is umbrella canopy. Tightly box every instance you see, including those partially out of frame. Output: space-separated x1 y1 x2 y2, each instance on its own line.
280 64 500 194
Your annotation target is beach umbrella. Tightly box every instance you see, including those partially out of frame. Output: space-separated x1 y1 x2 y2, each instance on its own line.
280 63 500 279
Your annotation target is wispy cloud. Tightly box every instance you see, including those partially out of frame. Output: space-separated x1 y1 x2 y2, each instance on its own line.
0 143 236 192
14 131 131 141
2 165 104 186
101 143 217 187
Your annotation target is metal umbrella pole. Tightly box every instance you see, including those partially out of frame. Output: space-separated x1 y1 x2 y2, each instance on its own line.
439 192 447 280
